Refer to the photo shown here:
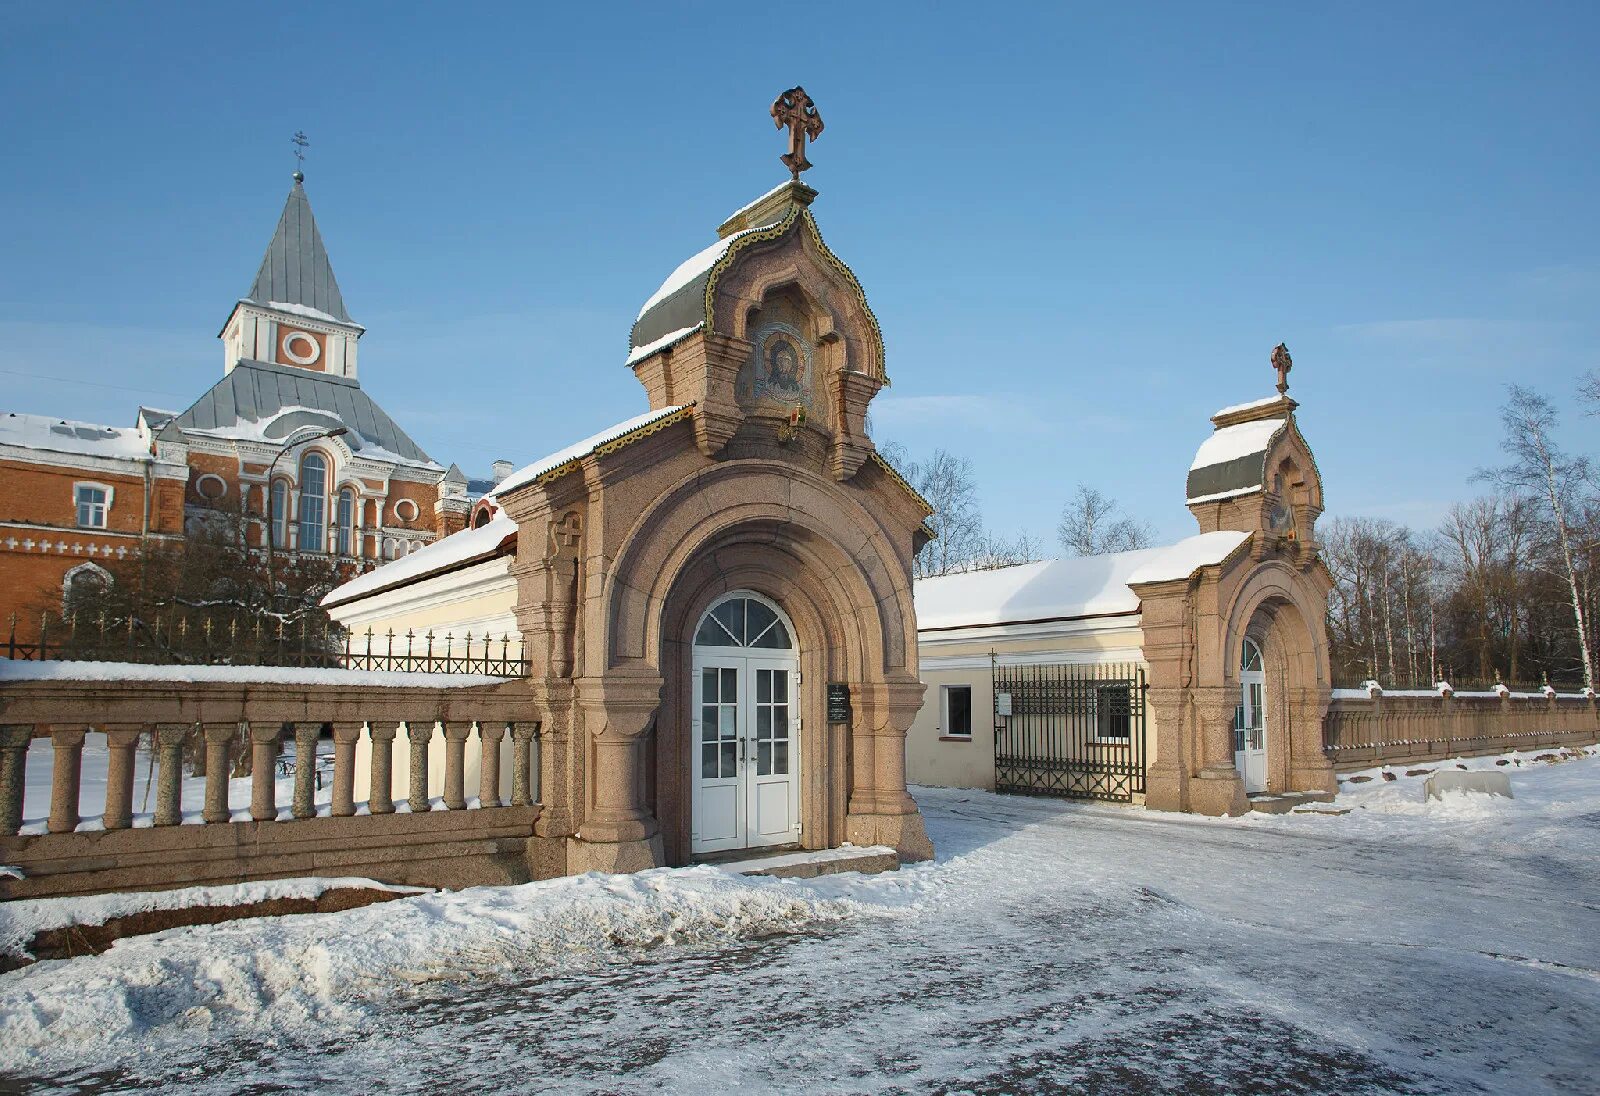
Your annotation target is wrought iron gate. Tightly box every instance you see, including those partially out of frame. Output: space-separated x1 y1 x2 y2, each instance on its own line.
992 659 1147 801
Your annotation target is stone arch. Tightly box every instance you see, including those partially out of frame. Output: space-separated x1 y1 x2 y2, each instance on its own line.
62 561 112 611
603 460 914 679
1221 561 1336 795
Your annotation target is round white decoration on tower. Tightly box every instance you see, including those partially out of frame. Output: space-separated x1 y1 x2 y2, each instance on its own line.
281 330 321 365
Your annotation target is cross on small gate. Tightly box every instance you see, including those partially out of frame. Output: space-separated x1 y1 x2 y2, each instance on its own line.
770 87 824 180
1272 343 1293 395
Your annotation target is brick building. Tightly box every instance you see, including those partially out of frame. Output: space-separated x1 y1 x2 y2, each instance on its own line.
1 175 481 644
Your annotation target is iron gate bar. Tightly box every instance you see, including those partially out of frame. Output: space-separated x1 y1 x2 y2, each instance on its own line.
992 656 1147 802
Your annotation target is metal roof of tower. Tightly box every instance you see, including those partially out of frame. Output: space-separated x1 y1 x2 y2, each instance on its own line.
245 177 354 325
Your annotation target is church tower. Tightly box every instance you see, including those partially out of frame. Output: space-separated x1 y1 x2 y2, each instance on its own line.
218 174 365 379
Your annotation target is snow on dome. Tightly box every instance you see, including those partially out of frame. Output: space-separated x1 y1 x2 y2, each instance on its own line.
490 406 689 500
0 412 150 461
626 324 702 366
1212 395 1283 417
915 532 1254 631
1189 419 1285 472
322 513 516 608
634 222 783 325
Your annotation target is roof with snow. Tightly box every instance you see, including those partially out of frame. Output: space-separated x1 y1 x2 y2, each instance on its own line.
1185 418 1287 504
169 359 439 468
490 405 692 499
0 411 150 462
629 221 788 356
914 531 1251 631
323 512 517 608
244 179 354 326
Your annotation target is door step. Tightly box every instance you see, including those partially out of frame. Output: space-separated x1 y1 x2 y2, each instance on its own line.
1247 791 1337 814
706 844 900 880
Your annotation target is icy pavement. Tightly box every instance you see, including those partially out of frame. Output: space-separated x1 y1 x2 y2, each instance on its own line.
3 752 1599 1094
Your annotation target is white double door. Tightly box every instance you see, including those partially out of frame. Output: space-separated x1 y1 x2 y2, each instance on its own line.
692 651 800 854
1233 669 1268 794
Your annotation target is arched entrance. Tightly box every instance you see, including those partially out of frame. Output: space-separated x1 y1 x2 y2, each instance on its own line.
690 591 801 854
1233 636 1268 793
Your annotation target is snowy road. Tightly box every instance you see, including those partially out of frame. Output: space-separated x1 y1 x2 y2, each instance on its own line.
3 753 1598 1094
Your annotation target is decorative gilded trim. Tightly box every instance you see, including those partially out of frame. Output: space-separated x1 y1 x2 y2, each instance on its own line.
701 207 890 386
870 450 935 516
533 404 697 487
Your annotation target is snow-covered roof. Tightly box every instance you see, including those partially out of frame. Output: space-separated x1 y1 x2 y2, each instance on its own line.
1189 419 1284 472
0 411 150 462
322 513 517 608
171 360 439 469
1124 530 1251 584
490 406 690 499
1212 395 1283 418
629 219 788 353
626 324 702 366
1185 418 1286 504
914 532 1252 631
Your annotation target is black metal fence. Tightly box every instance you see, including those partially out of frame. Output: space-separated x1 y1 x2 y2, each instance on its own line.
4 612 529 677
992 659 1148 802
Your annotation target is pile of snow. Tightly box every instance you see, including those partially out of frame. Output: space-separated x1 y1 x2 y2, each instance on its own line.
489 405 689 500
322 513 516 607
0 866 912 1070
0 661 504 689
0 877 422 957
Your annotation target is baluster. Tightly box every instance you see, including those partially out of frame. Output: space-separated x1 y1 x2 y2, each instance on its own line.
442 722 470 810
406 720 435 812
510 722 537 806
291 723 319 819
0 726 29 836
249 722 280 821
368 722 398 814
103 724 144 830
154 724 188 826
479 721 506 808
202 724 234 823
331 722 362 817
46 725 88 834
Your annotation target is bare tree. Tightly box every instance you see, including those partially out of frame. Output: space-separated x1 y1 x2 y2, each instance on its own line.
1057 485 1154 557
1479 385 1595 689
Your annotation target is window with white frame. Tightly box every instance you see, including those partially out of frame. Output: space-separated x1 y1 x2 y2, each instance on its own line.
942 684 973 738
270 480 289 548
298 452 328 552
73 483 111 528
336 487 356 556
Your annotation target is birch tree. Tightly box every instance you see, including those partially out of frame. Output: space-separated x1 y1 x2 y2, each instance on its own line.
1057 485 1154 556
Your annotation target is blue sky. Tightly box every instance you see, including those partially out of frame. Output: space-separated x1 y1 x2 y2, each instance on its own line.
2 2 1596 546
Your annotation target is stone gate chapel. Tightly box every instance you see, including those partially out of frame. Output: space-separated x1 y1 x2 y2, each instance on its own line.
326 175 937 873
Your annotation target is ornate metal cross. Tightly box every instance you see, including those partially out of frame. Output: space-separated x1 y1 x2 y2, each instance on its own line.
1272 342 1293 395
771 87 824 180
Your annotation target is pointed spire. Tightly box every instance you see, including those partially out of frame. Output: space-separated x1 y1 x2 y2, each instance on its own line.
245 176 353 324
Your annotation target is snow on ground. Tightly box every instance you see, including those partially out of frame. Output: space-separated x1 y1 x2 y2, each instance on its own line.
3 750 1599 1093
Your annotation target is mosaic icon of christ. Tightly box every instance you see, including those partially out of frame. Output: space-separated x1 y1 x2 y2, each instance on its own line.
765 338 801 395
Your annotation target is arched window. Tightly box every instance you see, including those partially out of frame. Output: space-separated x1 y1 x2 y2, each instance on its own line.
693 595 793 649
270 480 289 549
1241 636 1263 672
473 508 493 529
298 452 328 552
336 487 356 556
62 562 112 613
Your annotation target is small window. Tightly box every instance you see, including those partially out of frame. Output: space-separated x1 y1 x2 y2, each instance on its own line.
942 685 973 738
74 484 110 528
270 480 289 548
336 488 356 556
1094 683 1132 743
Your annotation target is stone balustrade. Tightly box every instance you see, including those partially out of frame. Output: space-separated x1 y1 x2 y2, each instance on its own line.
0 668 548 899
1324 687 1599 770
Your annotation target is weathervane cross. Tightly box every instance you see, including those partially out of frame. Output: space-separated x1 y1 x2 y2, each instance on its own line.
770 87 823 181
1272 342 1293 395
291 130 309 182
